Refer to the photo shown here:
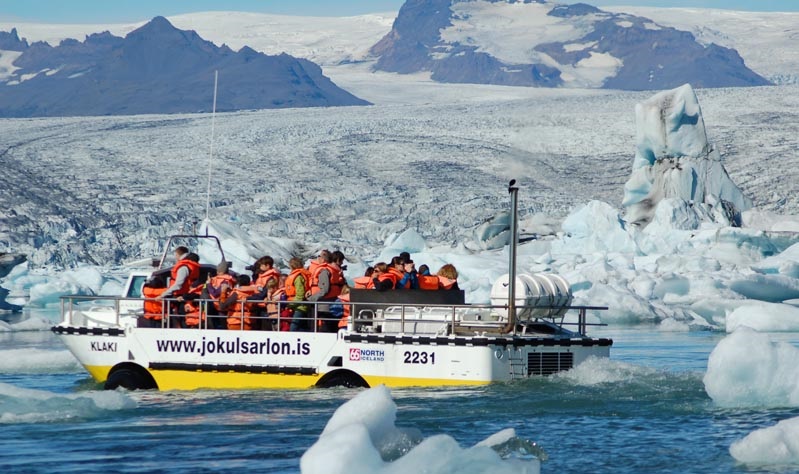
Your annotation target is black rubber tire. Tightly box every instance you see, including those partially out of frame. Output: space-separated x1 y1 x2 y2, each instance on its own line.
316 370 369 389
104 367 157 390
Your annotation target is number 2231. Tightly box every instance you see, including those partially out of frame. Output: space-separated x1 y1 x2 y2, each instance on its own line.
403 351 435 364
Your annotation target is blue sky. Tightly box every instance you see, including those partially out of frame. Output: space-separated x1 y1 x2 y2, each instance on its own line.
0 0 796 23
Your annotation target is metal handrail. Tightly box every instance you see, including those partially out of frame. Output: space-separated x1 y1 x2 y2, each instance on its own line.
58 294 607 336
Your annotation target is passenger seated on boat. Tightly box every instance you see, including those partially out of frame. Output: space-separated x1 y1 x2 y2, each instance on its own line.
417 264 439 290
437 264 460 290
330 250 348 296
371 262 393 291
208 261 237 298
285 257 311 332
353 267 374 289
219 275 257 330
252 256 280 293
308 251 340 333
139 276 168 328
397 258 419 289
335 285 351 330
384 257 405 289
205 261 236 329
264 278 287 331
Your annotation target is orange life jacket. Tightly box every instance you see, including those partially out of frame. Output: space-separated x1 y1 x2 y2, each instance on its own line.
311 263 338 299
184 283 206 327
227 287 257 330
353 276 373 289
438 276 457 290
184 301 204 327
390 268 411 289
209 274 236 296
380 268 402 289
171 259 201 296
285 268 311 298
337 293 352 329
142 286 166 320
254 268 280 289
266 288 286 317
328 265 345 298
418 274 439 290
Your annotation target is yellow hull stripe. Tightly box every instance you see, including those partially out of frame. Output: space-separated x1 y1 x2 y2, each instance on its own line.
84 365 489 390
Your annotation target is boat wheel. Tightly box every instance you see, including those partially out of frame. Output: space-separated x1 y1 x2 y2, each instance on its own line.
104 363 158 390
315 370 369 389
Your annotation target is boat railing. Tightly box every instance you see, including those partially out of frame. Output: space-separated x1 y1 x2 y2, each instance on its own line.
58 295 607 337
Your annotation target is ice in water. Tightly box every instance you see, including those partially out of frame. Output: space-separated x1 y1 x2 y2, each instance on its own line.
730 416 799 465
704 327 799 407
301 385 541 474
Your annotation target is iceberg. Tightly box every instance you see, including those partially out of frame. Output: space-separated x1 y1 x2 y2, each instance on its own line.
730 416 799 465
703 327 799 407
725 302 799 332
0 382 135 423
622 84 752 228
300 385 542 474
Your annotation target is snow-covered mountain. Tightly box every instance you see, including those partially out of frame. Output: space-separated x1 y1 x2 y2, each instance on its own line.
371 0 769 90
1 6 795 91
0 16 368 117
604 6 799 85
0 12 395 68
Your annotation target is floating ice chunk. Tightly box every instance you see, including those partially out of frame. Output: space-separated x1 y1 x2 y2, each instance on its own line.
730 416 799 465
728 273 799 303
0 315 54 332
555 200 636 254
752 242 799 279
473 212 511 250
623 84 751 228
658 318 691 332
300 385 541 474
574 282 656 324
703 327 799 407
384 229 427 254
743 209 799 233
25 266 105 307
0 382 136 423
726 302 799 332
0 349 81 373
200 219 297 272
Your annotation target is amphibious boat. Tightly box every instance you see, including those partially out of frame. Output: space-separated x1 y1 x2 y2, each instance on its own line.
53 182 612 390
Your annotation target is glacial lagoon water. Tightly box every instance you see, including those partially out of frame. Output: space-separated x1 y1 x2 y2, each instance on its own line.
2 310 799 473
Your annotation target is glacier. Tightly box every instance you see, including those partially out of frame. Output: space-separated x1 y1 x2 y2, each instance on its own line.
2 81 799 330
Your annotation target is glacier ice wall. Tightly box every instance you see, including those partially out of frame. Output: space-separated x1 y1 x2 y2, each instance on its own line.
622 83 752 228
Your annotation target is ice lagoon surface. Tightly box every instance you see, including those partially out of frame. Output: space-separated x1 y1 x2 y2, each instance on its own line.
2 46 799 473
3 315 799 473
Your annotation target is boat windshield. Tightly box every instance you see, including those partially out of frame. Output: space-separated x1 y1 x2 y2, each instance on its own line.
126 276 148 298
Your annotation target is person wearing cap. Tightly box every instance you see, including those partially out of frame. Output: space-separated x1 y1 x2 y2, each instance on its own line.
308 250 337 331
330 250 347 297
396 257 419 290
206 261 237 329
158 246 200 300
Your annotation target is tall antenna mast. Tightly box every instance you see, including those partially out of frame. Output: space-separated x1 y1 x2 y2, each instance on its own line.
204 70 219 228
